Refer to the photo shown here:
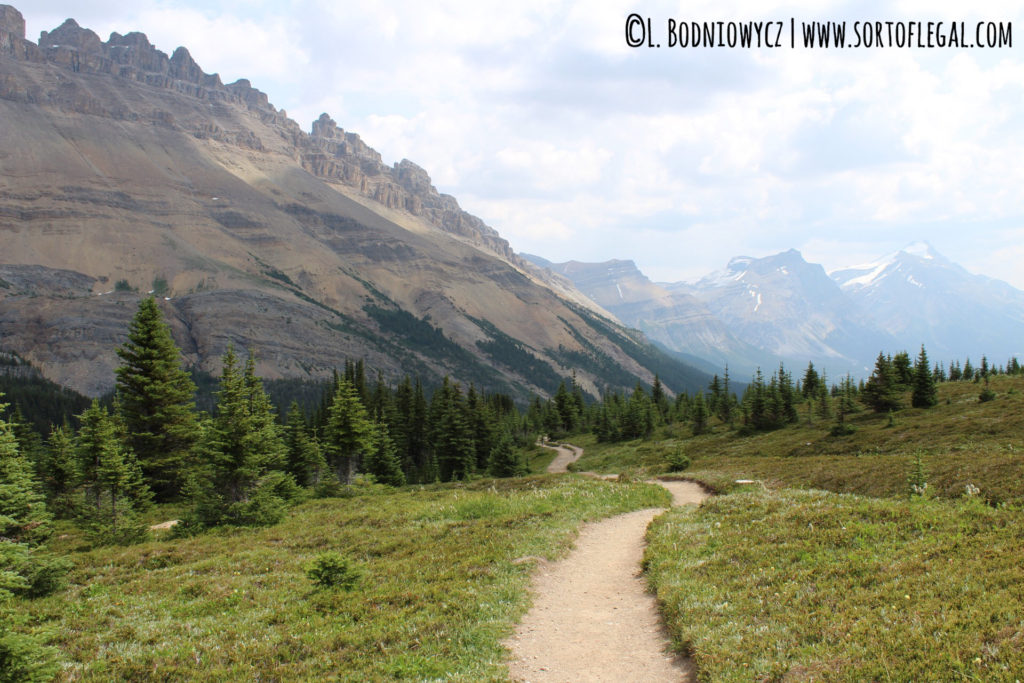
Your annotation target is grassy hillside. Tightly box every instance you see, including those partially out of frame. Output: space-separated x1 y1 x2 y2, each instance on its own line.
16 476 668 681
574 374 1024 680
646 490 1024 681
575 374 1024 504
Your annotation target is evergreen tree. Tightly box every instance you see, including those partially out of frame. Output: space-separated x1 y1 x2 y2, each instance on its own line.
691 392 709 435
745 369 769 430
0 404 53 547
707 375 722 418
777 363 799 424
284 402 326 487
622 384 654 439
488 431 526 477
8 407 46 487
833 374 858 434
892 351 914 389
466 384 497 471
962 358 974 382
189 347 291 527
718 366 735 426
802 362 820 399
862 352 904 413
323 378 374 484
429 379 476 481
0 398 64 679
74 400 151 545
115 296 198 501
363 423 405 486
815 379 833 419
948 360 962 382
42 423 77 516
911 345 939 409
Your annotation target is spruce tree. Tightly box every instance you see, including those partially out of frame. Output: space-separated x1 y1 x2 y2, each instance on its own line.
0 398 64 679
0 404 53 547
43 423 77 516
363 423 405 486
718 366 735 426
74 401 151 545
466 384 496 471
911 345 939 408
691 392 709 435
802 362 820 399
429 379 476 481
833 374 858 434
488 431 526 477
189 347 291 527
284 402 326 487
862 352 904 413
323 378 374 484
892 351 914 389
115 296 198 501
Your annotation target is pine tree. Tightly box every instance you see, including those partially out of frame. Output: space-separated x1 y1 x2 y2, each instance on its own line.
707 375 722 418
284 402 326 487
0 404 53 547
0 397 64 679
691 392 709 435
115 296 198 501
833 374 858 434
323 378 375 484
745 369 768 430
892 351 914 389
802 362 820 399
777 363 799 424
718 366 735 426
911 345 938 408
43 423 77 516
189 347 291 527
862 352 904 413
622 384 654 439
488 430 526 477
429 379 476 481
74 400 151 545
363 423 405 486
466 384 496 471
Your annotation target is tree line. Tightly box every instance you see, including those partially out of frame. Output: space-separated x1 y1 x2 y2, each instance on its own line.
539 345 1024 444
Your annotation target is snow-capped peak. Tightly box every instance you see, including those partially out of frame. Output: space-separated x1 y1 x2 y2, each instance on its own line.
902 241 936 260
831 241 942 290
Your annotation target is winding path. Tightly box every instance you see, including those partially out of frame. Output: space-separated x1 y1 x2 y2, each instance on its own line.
507 444 708 682
540 442 584 474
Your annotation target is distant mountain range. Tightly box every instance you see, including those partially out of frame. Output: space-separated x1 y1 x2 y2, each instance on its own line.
525 242 1024 380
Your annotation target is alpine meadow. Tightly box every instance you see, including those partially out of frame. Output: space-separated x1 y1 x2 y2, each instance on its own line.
3 3 1024 682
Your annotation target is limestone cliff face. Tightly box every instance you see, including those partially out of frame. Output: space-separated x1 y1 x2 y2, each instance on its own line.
0 4 707 397
0 8 513 261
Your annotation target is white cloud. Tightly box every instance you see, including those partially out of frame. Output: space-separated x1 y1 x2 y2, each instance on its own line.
17 0 1024 289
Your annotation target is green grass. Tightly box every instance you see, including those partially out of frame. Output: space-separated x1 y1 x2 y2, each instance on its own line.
524 443 558 474
575 375 1024 504
16 476 668 681
645 489 1024 681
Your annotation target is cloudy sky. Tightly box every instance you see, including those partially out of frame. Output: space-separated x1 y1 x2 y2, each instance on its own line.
19 1 1024 288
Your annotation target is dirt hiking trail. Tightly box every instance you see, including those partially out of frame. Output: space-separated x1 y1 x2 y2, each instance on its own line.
541 442 583 473
507 444 709 682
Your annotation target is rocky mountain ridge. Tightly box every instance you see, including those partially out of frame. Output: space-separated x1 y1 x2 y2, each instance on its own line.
0 9 515 261
0 5 707 398
533 244 1024 380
